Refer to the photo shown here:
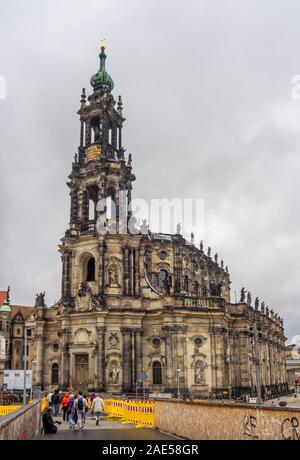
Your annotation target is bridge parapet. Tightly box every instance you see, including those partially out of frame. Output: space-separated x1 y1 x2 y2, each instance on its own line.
0 400 41 440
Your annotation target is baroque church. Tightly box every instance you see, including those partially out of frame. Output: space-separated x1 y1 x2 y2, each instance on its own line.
32 45 288 398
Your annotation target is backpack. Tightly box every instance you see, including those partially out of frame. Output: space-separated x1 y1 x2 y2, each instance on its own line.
77 397 84 411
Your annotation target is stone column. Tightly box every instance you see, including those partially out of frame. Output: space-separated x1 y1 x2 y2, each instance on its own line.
70 187 78 224
130 248 134 296
162 326 173 389
127 186 132 222
80 118 85 147
122 327 132 391
135 328 143 380
96 326 106 390
98 241 106 295
59 328 70 389
134 248 140 297
61 250 71 302
123 246 130 296
34 329 45 389
85 120 91 145
82 188 89 223
118 126 122 150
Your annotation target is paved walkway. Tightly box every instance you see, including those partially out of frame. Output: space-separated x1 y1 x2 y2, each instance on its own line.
42 413 177 440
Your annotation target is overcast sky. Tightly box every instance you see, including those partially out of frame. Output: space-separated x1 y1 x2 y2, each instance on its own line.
1 0 300 342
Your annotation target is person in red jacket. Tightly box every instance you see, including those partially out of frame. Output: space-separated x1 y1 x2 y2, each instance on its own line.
61 392 70 421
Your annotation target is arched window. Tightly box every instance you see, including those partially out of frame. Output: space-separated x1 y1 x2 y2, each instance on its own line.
153 361 162 385
86 257 95 282
158 270 168 288
194 281 199 296
52 363 59 385
89 199 95 221
184 275 189 292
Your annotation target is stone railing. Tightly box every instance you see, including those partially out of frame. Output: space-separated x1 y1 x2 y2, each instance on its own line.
0 400 41 440
155 399 300 440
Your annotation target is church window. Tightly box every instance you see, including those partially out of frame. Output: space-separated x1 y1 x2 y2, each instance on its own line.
86 257 95 282
17 328 21 335
152 361 162 385
51 363 59 385
152 338 161 348
89 199 95 221
159 250 167 260
184 275 189 292
194 337 203 347
158 270 168 288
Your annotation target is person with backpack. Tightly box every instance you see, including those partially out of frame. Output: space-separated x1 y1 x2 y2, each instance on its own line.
67 394 76 429
74 391 87 431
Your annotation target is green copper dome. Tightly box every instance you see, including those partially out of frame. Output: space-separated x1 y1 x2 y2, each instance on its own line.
0 300 11 313
90 45 114 93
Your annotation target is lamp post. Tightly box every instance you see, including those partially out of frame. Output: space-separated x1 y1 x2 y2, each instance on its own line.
23 322 36 406
176 369 181 399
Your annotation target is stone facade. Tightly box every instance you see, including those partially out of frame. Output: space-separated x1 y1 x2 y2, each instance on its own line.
32 46 288 398
0 290 34 389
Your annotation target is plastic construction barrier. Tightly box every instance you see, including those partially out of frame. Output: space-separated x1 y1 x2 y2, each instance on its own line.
0 405 22 416
104 399 155 428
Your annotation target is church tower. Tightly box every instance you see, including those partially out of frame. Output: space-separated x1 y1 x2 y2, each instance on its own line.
60 45 135 310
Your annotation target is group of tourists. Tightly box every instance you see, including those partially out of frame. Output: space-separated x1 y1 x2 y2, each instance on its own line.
42 389 105 434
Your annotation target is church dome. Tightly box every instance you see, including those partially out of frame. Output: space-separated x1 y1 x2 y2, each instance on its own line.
90 45 114 93
0 300 11 313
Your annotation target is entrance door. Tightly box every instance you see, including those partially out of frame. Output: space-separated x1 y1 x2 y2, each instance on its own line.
75 354 89 391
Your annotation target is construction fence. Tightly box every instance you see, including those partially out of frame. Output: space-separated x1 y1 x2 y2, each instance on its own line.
104 399 155 428
0 405 22 416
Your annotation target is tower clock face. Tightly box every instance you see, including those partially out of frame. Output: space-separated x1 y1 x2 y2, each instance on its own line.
86 145 101 163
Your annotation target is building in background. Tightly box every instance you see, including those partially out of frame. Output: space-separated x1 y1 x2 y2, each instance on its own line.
32 46 288 398
0 289 34 389
285 344 300 393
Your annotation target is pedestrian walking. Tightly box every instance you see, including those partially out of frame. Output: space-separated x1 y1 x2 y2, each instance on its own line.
67 394 76 429
91 394 105 426
51 389 60 416
47 391 53 406
74 391 88 431
61 392 70 421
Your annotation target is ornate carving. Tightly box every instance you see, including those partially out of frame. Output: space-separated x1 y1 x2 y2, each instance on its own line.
96 326 106 335
108 333 120 348
194 359 207 385
35 292 45 308
76 283 95 311
240 287 246 303
161 324 187 334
